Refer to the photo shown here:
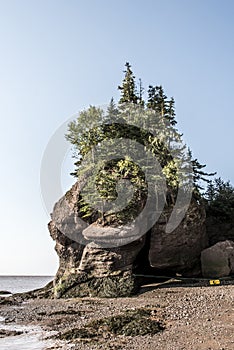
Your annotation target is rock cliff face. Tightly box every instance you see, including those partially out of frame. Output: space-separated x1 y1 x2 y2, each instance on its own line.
48 181 207 297
49 182 145 298
149 198 207 275
50 222 144 297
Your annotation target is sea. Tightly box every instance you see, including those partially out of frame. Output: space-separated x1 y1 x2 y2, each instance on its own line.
0 276 53 295
0 276 55 350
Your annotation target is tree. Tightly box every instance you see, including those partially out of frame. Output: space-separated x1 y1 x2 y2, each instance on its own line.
167 97 177 126
66 62 215 223
147 90 217 195
205 178 234 219
106 98 119 119
65 105 105 176
118 62 138 104
147 85 177 125
188 148 216 196
137 78 145 107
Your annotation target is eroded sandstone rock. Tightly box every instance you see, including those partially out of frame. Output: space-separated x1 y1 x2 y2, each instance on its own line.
49 181 207 297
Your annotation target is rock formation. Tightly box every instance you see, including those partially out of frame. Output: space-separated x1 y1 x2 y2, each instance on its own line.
149 198 207 275
48 180 208 298
201 240 234 278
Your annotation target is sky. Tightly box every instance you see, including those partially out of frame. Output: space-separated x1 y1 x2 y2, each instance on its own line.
0 0 234 275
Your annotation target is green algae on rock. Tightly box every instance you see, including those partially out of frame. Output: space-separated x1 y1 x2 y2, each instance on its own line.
60 307 165 341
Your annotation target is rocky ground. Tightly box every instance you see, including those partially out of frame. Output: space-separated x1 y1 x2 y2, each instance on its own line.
0 280 233 350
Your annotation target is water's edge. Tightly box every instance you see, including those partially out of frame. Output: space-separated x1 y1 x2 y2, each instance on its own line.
0 315 56 350
0 276 53 295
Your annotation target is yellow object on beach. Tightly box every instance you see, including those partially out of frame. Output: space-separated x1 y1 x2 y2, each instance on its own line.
209 279 221 285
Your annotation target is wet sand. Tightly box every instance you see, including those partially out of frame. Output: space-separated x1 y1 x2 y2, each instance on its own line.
0 282 233 350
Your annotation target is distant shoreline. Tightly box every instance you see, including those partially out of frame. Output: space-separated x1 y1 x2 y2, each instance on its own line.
0 275 54 295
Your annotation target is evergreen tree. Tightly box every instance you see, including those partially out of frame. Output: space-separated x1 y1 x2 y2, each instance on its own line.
205 177 234 220
147 85 176 125
155 85 167 118
137 78 145 107
66 62 216 222
106 98 119 119
118 62 138 104
188 148 216 195
147 84 185 191
167 97 177 126
147 85 156 109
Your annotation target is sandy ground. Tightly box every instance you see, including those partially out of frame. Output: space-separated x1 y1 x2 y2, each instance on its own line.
0 281 233 350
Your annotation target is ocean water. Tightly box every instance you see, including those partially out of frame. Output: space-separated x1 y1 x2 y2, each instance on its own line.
0 276 55 350
0 276 53 295
0 321 54 350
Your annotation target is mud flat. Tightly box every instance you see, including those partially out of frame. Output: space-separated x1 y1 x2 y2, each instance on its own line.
0 282 233 350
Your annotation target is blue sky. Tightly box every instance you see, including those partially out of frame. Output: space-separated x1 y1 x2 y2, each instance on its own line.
0 0 234 275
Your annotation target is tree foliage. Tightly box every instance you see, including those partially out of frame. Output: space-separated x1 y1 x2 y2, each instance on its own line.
65 62 215 223
205 178 234 220
118 62 138 104
187 148 216 197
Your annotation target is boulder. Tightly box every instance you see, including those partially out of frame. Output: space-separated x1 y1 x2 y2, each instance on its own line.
149 198 207 275
201 240 234 278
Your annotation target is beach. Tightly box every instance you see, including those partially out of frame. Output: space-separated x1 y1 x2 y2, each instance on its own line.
0 282 233 350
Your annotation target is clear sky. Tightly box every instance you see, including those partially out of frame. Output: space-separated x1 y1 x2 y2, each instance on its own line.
0 0 234 275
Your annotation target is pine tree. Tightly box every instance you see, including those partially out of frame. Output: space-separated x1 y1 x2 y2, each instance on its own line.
106 98 119 119
167 97 177 126
118 62 138 104
147 85 166 116
147 85 157 110
146 84 185 193
188 148 216 194
137 78 145 107
205 177 234 220
147 86 176 125
66 62 216 222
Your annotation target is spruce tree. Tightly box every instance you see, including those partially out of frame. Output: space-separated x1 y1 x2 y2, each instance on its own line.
146 84 185 193
65 62 216 222
147 85 157 110
167 97 177 126
137 78 145 107
147 85 176 125
106 98 119 119
205 177 234 220
188 148 216 195
118 62 138 104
